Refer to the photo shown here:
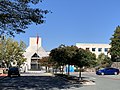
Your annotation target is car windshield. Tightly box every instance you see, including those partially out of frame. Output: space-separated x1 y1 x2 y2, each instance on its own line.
9 67 18 70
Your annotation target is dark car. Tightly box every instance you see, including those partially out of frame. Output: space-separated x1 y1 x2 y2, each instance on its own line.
8 67 20 77
96 67 119 75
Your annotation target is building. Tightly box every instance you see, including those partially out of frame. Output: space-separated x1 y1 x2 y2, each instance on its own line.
23 37 111 71
23 37 48 71
76 43 111 57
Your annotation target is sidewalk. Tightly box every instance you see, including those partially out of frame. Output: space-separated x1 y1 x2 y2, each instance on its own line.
26 70 45 73
73 71 96 76
22 70 54 77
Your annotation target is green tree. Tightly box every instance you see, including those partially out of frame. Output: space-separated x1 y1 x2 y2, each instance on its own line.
39 57 49 72
73 48 96 80
50 45 78 75
0 0 49 36
0 37 26 67
50 46 65 67
50 45 67 74
96 53 112 69
50 45 96 78
39 56 56 73
110 26 120 62
63 45 78 75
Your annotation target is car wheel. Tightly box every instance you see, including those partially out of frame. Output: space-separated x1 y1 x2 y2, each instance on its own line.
114 72 118 75
101 72 104 75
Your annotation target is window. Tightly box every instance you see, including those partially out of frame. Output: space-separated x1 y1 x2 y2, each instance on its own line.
92 48 96 51
32 53 40 58
98 48 102 52
86 48 89 50
104 48 108 52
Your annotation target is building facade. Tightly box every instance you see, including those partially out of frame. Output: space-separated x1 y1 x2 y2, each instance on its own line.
76 43 111 57
23 37 48 71
23 38 111 71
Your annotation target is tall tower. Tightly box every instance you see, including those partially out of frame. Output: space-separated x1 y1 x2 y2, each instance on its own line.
29 37 42 47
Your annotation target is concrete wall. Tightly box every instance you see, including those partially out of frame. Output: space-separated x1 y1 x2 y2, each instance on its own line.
76 43 111 57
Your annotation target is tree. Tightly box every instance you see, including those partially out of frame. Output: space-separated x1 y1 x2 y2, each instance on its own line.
50 45 96 78
50 45 67 74
0 37 26 67
39 56 55 73
63 45 78 75
73 48 96 80
96 53 112 69
50 45 78 75
50 46 66 67
0 0 49 36
110 26 120 62
39 57 49 72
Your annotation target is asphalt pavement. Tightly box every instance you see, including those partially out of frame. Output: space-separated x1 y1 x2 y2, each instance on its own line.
70 72 120 90
0 71 120 90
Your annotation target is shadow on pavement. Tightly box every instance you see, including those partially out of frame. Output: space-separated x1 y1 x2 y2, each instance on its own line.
0 75 83 90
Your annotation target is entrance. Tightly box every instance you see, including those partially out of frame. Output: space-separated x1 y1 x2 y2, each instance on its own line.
31 53 41 70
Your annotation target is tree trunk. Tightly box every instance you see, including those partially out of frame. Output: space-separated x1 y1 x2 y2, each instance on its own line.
45 66 47 72
79 67 82 80
68 64 70 75
60 66 62 73
61 66 64 74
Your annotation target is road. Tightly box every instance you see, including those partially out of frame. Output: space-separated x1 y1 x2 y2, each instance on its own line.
0 72 120 90
70 72 120 90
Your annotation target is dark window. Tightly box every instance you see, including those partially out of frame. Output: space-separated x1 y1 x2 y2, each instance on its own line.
31 64 41 70
92 48 96 51
98 48 102 52
104 48 108 52
32 53 39 58
86 48 89 50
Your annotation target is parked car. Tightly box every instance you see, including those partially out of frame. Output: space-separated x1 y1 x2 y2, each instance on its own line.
8 67 20 77
96 67 119 75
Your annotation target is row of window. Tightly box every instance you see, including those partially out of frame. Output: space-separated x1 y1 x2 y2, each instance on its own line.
86 48 109 52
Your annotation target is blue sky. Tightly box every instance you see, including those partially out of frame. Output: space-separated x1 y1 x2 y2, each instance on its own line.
14 0 120 51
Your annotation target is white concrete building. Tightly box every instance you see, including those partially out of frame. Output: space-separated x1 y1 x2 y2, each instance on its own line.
23 37 48 71
23 37 111 71
76 43 111 57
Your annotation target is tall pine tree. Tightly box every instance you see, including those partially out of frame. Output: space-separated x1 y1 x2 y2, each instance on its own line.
110 26 120 62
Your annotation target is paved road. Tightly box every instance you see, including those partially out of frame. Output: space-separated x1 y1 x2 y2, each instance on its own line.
0 72 120 90
70 72 120 90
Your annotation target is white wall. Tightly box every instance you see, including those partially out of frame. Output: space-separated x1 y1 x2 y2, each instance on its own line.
76 43 111 57
29 37 41 47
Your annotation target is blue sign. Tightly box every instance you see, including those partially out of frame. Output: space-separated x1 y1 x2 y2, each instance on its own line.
65 65 74 72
